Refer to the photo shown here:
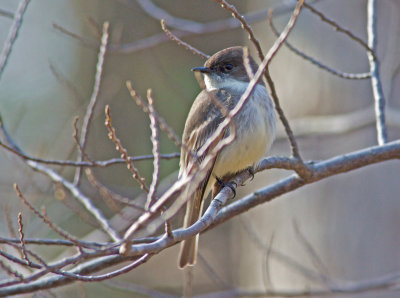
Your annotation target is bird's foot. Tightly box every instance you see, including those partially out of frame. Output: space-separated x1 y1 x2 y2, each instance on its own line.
216 176 237 198
248 166 255 181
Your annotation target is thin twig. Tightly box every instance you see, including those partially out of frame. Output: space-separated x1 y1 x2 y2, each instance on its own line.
52 23 98 48
145 89 160 209
126 81 183 147
54 254 151 282
49 62 84 103
17 213 31 266
56 1 319 55
292 220 333 287
105 105 149 193
0 260 24 281
14 184 85 247
74 21 110 185
367 0 388 145
161 20 209 59
85 168 146 212
198 253 230 289
73 117 93 163
0 246 41 269
304 2 376 59
0 139 179 166
275 105 400 139
0 8 14 19
0 0 31 80
268 12 371 80
4 204 16 239
0 236 109 247
26 159 121 242
242 46 255 80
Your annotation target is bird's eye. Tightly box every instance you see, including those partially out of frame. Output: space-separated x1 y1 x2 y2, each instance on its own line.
224 64 233 71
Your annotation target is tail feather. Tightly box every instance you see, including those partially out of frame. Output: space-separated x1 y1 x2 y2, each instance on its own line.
178 188 204 268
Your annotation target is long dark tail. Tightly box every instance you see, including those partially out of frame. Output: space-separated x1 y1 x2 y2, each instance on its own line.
178 187 204 268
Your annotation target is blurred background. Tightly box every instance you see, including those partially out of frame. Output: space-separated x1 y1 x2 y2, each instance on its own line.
0 0 399 297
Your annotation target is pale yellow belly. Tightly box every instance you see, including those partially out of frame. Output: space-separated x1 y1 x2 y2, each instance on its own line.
213 126 268 177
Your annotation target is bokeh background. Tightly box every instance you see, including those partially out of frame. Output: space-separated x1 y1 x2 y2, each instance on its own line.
0 0 399 297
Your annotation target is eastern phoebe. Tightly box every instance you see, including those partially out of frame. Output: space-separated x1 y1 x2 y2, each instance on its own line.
178 46 276 268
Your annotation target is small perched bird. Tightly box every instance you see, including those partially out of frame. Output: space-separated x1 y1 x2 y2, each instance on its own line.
178 46 276 268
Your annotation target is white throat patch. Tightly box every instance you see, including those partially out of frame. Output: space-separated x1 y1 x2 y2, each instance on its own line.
204 74 249 93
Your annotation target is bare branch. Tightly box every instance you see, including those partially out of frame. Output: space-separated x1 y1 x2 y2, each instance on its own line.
0 237 108 248
126 81 183 147
17 213 31 266
275 105 400 138
52 23 97 48
0 8 14 19
14 184 86 247
85 168 146 212
105 105 149 193
161 20 210 59
213 140 400 228
49 62 84 103
0 260 24 281
18 160 121 242
145 89 161 209
367 0 388 145
268 12 371 80
74 21 110 185
0 138 179 166
112 1 321 54
104 279 177 298
72 117 93 163
0 0 31 79
0 246 41 270
292 220 332 287
51 253 150 282
304 2 375 58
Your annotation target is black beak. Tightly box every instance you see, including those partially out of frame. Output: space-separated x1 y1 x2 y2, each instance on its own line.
191 67 211 73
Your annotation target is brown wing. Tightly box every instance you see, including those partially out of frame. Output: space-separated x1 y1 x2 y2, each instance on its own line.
178 89 228 268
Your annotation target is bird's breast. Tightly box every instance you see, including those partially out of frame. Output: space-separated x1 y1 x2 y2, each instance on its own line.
212 86 275 178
